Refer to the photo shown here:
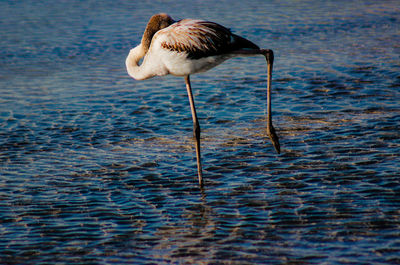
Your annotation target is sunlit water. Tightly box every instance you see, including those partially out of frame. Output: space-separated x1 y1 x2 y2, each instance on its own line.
1 0 399 264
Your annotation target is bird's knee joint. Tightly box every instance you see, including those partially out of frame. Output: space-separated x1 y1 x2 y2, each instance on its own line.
193 122 201 139
262 49 274 62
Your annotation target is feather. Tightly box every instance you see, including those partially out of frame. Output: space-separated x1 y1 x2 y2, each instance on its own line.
157 19 259 59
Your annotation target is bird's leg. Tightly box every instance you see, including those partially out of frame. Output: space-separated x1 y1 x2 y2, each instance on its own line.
231 49 280 153
261 49 280 154
185 75 203 187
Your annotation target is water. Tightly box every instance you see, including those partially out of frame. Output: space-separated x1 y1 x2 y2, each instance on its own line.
1 0 399 264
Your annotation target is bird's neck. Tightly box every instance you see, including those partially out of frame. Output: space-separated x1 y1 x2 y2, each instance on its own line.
126 14 175 81
140 25 155 54
125 23 161 81
125 44 149 80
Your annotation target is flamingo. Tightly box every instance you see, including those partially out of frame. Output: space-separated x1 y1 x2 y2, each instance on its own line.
126 13 280 187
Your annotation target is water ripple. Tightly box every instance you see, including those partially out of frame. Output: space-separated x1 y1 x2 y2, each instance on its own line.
1 0 400 264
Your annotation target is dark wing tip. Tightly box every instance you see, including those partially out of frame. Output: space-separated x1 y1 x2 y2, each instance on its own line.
231 34 260 50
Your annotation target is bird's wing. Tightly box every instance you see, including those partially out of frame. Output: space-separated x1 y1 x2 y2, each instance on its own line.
157 19 258 59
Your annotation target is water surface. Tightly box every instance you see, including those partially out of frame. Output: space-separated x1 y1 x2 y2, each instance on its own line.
1 0 399 264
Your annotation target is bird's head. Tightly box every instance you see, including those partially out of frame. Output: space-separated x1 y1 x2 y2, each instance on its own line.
141 13 175 53
153 13 175 30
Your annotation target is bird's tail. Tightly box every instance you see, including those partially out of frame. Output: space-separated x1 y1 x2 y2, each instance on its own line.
231 34 260 51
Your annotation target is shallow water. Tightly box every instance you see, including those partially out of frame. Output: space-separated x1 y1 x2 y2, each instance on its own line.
1 0 400 264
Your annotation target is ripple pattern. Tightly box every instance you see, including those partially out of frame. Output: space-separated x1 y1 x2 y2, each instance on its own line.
1 0 399 264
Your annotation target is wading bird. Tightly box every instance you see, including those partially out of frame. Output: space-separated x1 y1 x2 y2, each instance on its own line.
126 13 280 187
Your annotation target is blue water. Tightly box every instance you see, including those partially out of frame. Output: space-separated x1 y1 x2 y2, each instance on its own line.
1 0 400 264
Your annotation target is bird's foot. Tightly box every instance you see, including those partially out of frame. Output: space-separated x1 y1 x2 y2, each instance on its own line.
267 125 280 154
